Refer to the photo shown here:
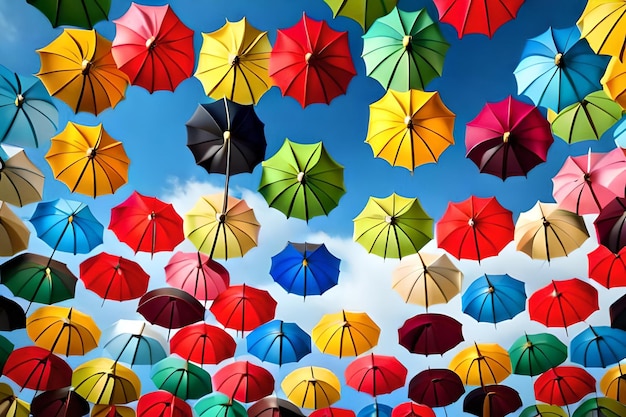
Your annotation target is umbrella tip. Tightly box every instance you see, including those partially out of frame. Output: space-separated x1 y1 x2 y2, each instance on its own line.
223 130 231 141
228 54 239 66
502 131 511 143
402 35 412 48
297 171 305 183
554 52 563 67
305 52 313 63
145 36 156 49
14 94 24 107
81 59 92 75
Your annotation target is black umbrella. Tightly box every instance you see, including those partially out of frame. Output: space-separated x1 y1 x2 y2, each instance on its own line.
31 387 90 417
463 385 522 417
248 396 305 417
610 294 626 331
0 295 26 330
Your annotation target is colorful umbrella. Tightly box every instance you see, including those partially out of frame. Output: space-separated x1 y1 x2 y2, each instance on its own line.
432 0 525 38
3 345 72 391
170 322 236 365
398 313 464 356
269 13 356 107
610 294 626 330
80 252 149 302
600 365 626 402
281 366 341 409
112 3 194 92
0 335 12 373
602 56 626 109
615 116 626 149
92 405 135 417
362 7 449 91
26 0 110 29
0 295 26 331
246 319 311 366
259 139 345 221
151 356 213 400
508 333 568 376
407 368 465 408
312 310 380 358
102 319 167 366
0 201 30 257
344 354 407 397
72 358 141 404
0 382 29 417
578 0 626 61
534 366 596 406
137 390 192 417
570 325 626 368
165 251 229 302
137 287 205 334
461 274 526 324
448 343 512 386
327 1 399 30
194 393 246 417
0 150 44 207
594 196 626 253
519 404 568 417
310 408 356 417
588 245 626 288
212 360 275 403
30 387 89 417
391 402 436 417
247 396 304 417
573 397 626 417
463 385 522 417
358 404 392 417
209 284 276 332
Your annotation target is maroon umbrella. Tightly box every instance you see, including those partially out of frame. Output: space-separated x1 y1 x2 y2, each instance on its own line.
137 287 205 336
213 360 275 403
610 294 626 331
588 245 626 288
3 345 72 391
0 295 26 331
408 368 465 408
137 390 193 417
170 322 236 365
398 313 464 356
30 387 90 417
463 385 522 417
209 284 277 332
248 396 304 417
344 353 407 397
594 196 626 253
165 251 230 302
391 402 436 417
534 366 596 406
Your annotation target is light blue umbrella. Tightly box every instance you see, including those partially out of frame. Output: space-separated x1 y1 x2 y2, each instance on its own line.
246 319 311 366
570 325 626 368
102 319 167 366
462 274 526 324
613 116 626 149
194 392 247 417
514 26 610 112
358 403 393 417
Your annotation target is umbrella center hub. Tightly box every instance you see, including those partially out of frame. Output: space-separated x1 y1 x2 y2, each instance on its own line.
86 147 96 158
402 35 412 49
488 286 494 293
81 59 92 75
68 215 74 224
216 213 226 223
502 131 511 143
297 171 306 183
468 218 475 227
404 115 413 128
149 211 156 221
302 259 308 267
228 54 240 66
146 36 156 49
583 172 591 182
14 94 24 107
385 215 396 225
554 52 563 67
304 52 313 63
543 219 550 227
223 130 231 141
45 267 52 278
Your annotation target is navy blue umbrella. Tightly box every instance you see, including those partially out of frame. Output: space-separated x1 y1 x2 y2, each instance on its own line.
462 274 526 325
246 319 311 366
571 325 626 368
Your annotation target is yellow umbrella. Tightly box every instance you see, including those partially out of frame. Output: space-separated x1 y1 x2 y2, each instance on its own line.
449 342 512 386
0 383 29 417
0 202 30 257
26 305 101 356
602 56 626 109
45 122 129 197
36 29 129 115
578 0 626 61
600 365 626 403
365 89 455 172
195 18 272 105
72 358 140 405
281 366 341 409
0 150 44 207
311 310 380 358
92 405 135 417
514 201 589 262
184 192 260 260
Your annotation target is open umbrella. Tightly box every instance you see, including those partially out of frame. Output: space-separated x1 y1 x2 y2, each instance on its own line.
281 366 341 409
570 325 626 368
408 368 465 408
398 313 464 356
588 245 626 288
102 319 167 366
137 287 205 335
433 0 525 38
92 405 135 417
601 56 626 109
448 343 512 386
0 382 29 417
358 404 392 417
610 294 626 330
0 150 44 207
26 0 110 29
461 274 526 324
463 385 522 417
246 319 311 366
578 0 626 61
80 252 149 302
519 404 568 417
310 408 356 417
210 284 277 332
30 387 89 417
170 322 236 365
594 196 626 253
137 390 192 417
344 354 407 397
573 397 626 417
600 365 626 402
0 335 12 374
165 251 229 302
248 396 304 417
212 360 275 403
3 345 72 391
151 355 213 400
72 358 141 405
0 201 30 257
312 310 380 358
194 393 246 417
534 366 596 407
0 295 26 331
391 402 435 417
322 0 397 30
508 333 568 376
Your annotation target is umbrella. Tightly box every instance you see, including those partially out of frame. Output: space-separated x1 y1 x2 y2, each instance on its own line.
344 353 407 397
616 116 626 149
358 404 392 417
436 196 514 262
30 387 89 417
247 396 304 417
195 18 272 104
209 284 277 332
465 96 554 179
570 325 626 368
610 294 626 330
365 89 455 172
0 382 29 417
137 288 205 334
519 404 568 417
270 242 341 297
448 342 512 386
391 252 463 310
194 393 246 417
165 252 229 302
0 150 44 207
184 193 260 259
513 26 609 112
600 365 626 402
246 319 312 366
36 28 129 115
312 310 380 358
102 319 167 366
310 408 356 417
269 13 356 107
0 295 26 331
80 252 149 302
111 3 194 92
508 333 568 376
137 390 192 417
26 0 110 29
321 0 397 31
461 274 526 324
72 358 141 404
391 402 435 417
407 368 465 408
514 201 590 261
578 0 626 61
463 385 522 417
594 196 626 253
26 305 101 356
281 366 341 409
151 355 213 400
432 0 525 38
3 345 72 391
45 122 129 197
109 191 185 255
258 139 345 221
92 405 135 417
0 201 30 256
0 64 58 148
353 193 433 259
573 397 626 417
398 313 464 356
362 7 449 91
588 245 626 288
602 56 626 109
0 335 12 373
170 322 236 365
212 360 275 403
534 366 596 406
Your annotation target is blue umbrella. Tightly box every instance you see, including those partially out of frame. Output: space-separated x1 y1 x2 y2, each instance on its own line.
29 199 103 255
462 274 526 324
246 319 311 366
613 116 626 149
570 325 626 368
514 26 610 112
270 241 340 297
358 403 393 417
102 319 167 366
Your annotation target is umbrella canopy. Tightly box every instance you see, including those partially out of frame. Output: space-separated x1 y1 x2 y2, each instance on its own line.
247 396 304 417
30 387 89 417
0 201 30 257
0 382 29 417
72 358 140 405
0 295 26 331
194 393 247 417
209 284 277 332
433 0 525 38
312 310 380 358
448 343 512 386
353 193 433 259
0 150 44 207
508 333 568 376
588 245 626 288
610 293 626 330
519 404 568 417
212 360 275 403
322 0 397 30
578 0 626 61
195 18 272 104
246 319 311 366
112 3 194 92
344 353 407 397
165 251 229 302
170 322 236 365
102 319 167 366
137 287 205 333
573 397 626 417
465 96 554 179
3 345 72 391
269 13 356 107
45 122 129 197
151 356 213 400
281 366 341 410
310 408 356 417
570 325 626 368
137 390 192 417
594 196 626 253
365 89 455 172
0 335 12 373
36 28 129 115
362 7 448 91
407 368 465 408
92 405 135 417
259 139 345 221
391 402 435 417
80 252 149 302
600 365 626 402
358 404 392 417
463 385 522 417
602 55 626 109
534 366 596 406
461 274 526 324
26 0 110 29
398 313 464 356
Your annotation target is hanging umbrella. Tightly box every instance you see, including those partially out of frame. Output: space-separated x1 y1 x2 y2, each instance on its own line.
170 322 235 365
508 333 568 376
111 3 194 92
258 139 345 221
398 313 464 356
570 325 626 368
209 284 276 332
165 251 229 302
212 360 275 403
588 245 626 288
194 393 246 417
0 201 30 256
463 385 522 417
0 64 58 148
269 13 356 107
26 0 109 29
80 252 150 302
594 196 626 253
246 319 311 366
514 201 590 261
248 396 304 417
281 366 341 409
610 294 626 330
519 404 568 417
358 404 392 417
344 354 407 397
465 96 554 179
408 368 464 409
45 122 129 197
109 191 184 256
391 252 463 310
270 242 341 297
353 193 433 259
461 274 526 324
312 310 380 358
514 26 609 112
534 366 596 406
36 28 129 115
102 319 167 366
437 196 514 262
321 0 397 30
72 358 141 405
310 408 356 417
0 150 44 207
602 57 626 109
92 405 135 417
0 335 12 374
30 387 89 417
137 288 205 334
573 397 626 417
448 342 512 386
0 295 26 331
3 345 72 391
578 0 626 61
0 382 29 417
600 365 626 402
615 116 626 149
432 0 525 38
362 7 448 91
137 390 192 417
195 18 272 104
391 402 435 417
151 355 213 400
365 89 455 172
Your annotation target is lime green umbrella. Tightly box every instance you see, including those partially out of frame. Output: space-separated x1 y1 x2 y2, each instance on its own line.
573 397 626 417
194 393 246 417
509 333 567 376
258 139 345 221
151 356 212 400
362 7 449 91
322 0 397 31
519 404 568 417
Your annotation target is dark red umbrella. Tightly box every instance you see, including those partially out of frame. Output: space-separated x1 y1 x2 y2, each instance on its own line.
408 368 465 408
436 195 514 262
594 196 626 254
137 287 205 336
463 385 522 417
398 313 464 356
465 96 553 179
30 387 90 417
309 408 356 417
391 402 436 417
209 284 277 332
588 245 626 288
344 353 407 397
79 252 150 302
0 295 26 331
3 345 72 391
170 322 236 365
165 251 230 302
213 360 275 403
248 396 304 417
534 366 596 406
137 390 193 417
610 294 626 331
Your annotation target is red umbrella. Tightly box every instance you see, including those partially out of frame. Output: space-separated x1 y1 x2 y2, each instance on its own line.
594 196 626 254
392 402 436 417
109 191 184 256
31 387 89 417
3 345 72 391
433 0 525 38
436 195 514 262
79 252 150 302
112 3 195 92
137 287 205 335
310 408 356 417
209 284 277 332
398 313 464 356
137 390 193 417
248 396 305 417
534 366 596 406
408 368 465 408
269 13 356 107
344 354 407 397
463 385 522 417
465 95 553 179
170 322 236 365
164 251 230 301
588 245 626 288
212 360 275 403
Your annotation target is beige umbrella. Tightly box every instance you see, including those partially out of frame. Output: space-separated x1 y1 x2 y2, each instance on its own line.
0 150 44 207
0 202 30 257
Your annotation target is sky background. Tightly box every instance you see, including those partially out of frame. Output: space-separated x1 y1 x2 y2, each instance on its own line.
0 0 625 415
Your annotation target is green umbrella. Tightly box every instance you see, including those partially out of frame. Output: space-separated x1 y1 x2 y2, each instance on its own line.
194 393 247 417
322 0 398 31
150 356 212 400
26 0 110 29
362 7 449 91
258 139 345 221
573 397 626 417
519 404 568 417
0 335 14 374
509 333 568 376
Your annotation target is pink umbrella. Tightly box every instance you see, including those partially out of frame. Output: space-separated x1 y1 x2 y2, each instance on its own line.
165 251 230 302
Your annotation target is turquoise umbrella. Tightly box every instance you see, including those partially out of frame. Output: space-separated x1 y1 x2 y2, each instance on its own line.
102 319 167 366
194 392 247 417
151 356 213 400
